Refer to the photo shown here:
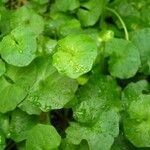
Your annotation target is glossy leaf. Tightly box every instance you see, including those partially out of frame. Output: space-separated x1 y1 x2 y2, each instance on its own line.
53 34 97 78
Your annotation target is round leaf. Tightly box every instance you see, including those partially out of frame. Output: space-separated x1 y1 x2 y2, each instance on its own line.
53 34 98 78
105 38 141 79
0 28 37 67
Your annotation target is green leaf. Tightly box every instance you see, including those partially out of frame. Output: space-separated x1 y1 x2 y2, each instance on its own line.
18 99 41 115
0 28 37 67
131 28 150 74
122 80 150 147
0 64 36 113
9 109 39 142
26 124 61 150
53 34 97 78
24 56 78 112
66 110 119 150
74 74 121 124
27 72 78 112
58 19 82 38
122 80 150 108
105 38 141 79
124 94 150 147
54 0 80 12
0 82 26 113
77 0 106 26
10 6 44 35
66 74 120 150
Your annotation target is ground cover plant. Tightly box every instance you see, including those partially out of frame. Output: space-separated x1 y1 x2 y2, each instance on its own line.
0 0 150 150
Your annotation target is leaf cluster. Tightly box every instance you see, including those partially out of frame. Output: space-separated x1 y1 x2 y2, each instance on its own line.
0 0 150 150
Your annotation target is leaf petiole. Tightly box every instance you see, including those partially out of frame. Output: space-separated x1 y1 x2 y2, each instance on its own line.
106 7 129 41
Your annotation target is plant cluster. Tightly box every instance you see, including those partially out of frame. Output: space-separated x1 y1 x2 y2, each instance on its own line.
0 0 150 150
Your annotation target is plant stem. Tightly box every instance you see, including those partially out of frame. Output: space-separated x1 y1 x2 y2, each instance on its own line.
106 7 129 41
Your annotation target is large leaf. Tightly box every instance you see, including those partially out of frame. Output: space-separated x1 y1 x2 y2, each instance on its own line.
66 110 119 150
25 56 78 112
53 34 98 78
26 72 78 112
66 74 120 150
74 74 121 124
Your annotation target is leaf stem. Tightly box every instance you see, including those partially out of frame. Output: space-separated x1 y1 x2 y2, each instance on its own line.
106 7 129 41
